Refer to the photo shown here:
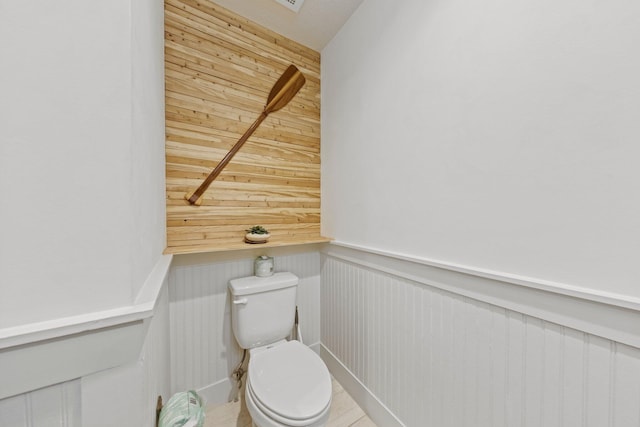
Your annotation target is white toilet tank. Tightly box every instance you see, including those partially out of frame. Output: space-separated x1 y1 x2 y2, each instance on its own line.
229 272 298 349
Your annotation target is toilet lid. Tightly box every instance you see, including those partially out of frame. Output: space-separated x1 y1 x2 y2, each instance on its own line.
249 340 331 421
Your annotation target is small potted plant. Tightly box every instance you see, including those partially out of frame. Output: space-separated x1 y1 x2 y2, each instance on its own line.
245 225 270 244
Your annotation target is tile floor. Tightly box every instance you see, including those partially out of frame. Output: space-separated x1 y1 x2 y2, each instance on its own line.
204 377 377 427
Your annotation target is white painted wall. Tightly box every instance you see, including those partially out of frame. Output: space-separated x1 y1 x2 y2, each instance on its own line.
0 0 166 327
321 0 640 298
130 0 168 298
0 0 169 424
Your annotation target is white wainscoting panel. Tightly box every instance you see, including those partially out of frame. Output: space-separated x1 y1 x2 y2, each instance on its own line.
0 380 80 427
0 255 172 427
80 272 171 427
169 249 321 405
321 248 640 427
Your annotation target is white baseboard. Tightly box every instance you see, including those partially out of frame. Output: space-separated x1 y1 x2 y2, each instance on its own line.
308 340 320 354
197 378 235 407
321 344 405 427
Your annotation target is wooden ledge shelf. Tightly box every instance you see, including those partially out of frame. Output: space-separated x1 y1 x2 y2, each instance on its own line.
164 235 332 255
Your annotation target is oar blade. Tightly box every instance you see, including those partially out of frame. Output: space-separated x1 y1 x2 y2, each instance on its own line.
264 64 306 114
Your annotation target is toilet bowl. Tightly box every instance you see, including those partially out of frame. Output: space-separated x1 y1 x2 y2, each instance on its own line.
229 273 332 427
244 340 331 427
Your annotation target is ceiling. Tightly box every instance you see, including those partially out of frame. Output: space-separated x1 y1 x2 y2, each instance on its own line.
211 0 365 51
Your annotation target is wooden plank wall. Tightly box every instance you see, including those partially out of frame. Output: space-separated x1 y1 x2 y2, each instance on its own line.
164 0 325 254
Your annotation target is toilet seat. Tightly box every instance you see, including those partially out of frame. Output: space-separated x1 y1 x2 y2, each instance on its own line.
247 340 332 426
247 377 331 426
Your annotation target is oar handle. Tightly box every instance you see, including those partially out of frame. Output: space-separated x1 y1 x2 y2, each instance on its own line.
186 111 268 205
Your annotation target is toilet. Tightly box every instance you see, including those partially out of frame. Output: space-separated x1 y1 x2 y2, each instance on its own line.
229 272 332 427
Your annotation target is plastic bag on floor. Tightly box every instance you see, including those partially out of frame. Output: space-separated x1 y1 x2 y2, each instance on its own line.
158 390 205 427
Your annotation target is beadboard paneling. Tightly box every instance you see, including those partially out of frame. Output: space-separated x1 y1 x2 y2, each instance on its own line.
321 251 640 427
164 0 323 253
0 381 80 427
169 249 321 405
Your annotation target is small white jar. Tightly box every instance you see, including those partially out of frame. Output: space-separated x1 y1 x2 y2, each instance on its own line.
254 256 274 277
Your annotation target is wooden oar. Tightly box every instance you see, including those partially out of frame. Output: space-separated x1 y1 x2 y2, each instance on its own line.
185 65 306 205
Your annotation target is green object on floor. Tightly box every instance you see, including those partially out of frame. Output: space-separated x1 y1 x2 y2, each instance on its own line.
158 390 205 427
